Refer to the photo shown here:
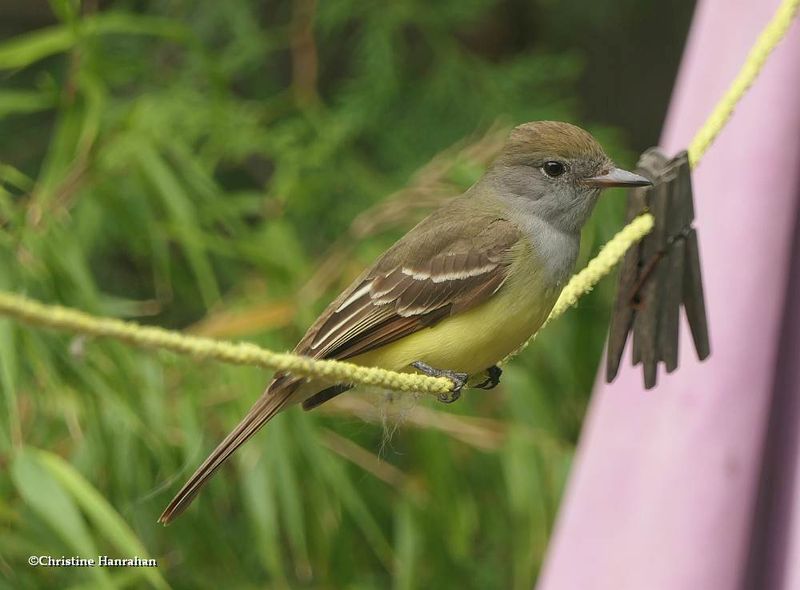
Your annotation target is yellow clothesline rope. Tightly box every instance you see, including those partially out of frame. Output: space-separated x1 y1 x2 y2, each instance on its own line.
0 291 453 394
0 0 797 396
687 0 800 167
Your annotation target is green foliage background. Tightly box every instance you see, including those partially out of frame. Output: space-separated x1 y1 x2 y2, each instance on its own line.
0 1 684 588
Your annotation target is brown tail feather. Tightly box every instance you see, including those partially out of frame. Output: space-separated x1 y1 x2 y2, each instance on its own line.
301 383 352 411
158 378 300 524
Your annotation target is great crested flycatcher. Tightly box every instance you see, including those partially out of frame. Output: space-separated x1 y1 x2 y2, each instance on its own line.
159 121 651 523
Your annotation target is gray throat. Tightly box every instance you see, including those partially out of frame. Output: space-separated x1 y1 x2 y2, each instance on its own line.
515 212 581 289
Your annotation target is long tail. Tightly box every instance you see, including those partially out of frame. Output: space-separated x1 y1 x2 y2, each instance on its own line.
158 378 300 524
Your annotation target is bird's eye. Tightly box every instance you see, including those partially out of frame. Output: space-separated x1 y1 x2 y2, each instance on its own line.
542 161 566 178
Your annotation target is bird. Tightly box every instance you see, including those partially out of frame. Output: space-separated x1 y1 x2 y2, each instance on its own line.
158 121 651 523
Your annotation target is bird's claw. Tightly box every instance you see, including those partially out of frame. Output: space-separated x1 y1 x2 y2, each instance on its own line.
437 386 463 404
411 361 468 404
474 365 502 390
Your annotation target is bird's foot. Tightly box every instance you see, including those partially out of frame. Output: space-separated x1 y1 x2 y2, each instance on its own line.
474 365 502 390
411 361 468 404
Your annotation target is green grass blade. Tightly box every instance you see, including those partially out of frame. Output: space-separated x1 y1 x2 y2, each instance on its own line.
10 448 111 586
35 449 171 590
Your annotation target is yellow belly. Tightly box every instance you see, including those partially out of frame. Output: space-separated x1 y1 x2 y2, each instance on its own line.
349 268 559 376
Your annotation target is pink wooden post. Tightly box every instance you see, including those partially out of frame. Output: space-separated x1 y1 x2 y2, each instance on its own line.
536 1 800 588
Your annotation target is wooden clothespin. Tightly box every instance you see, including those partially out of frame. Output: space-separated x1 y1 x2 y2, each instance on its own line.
606 149 710 389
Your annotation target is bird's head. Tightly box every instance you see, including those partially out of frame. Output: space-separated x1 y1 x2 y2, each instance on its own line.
484 121 651 233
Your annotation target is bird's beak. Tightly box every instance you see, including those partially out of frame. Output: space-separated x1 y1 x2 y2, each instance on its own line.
582 167 652 189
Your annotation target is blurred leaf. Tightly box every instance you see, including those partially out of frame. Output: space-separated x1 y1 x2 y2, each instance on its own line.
36 449 170 590
0 163 35 191
0 91 56 118
392 500 419 590
0 26 74 70
0 319 20 451
0 13 192 71
10 448 111 586
136 143 220 307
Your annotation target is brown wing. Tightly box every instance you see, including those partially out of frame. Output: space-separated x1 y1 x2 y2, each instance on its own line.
294 212 522 362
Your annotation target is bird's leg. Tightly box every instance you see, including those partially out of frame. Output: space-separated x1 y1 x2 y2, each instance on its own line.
474 365 502 390
411 361 468 404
